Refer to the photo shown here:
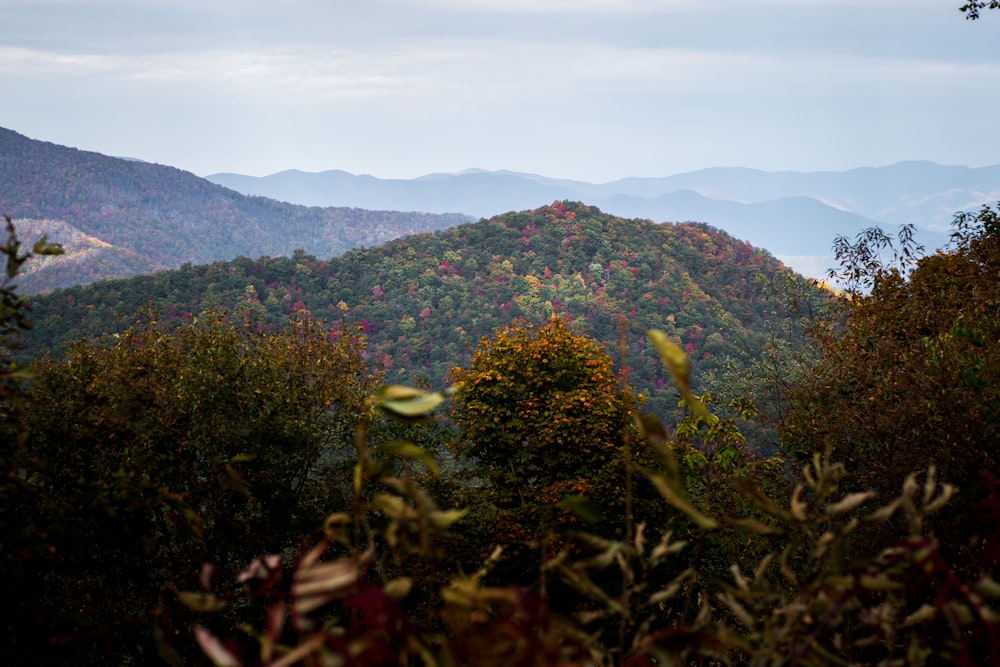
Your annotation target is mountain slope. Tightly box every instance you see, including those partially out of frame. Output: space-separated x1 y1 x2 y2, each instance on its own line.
8 219 155 294
0 128 472 292
598 191 889 256
25 202 823 419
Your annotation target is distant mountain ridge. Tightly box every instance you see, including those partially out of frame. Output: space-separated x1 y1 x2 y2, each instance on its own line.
0 128 471 293
209 161 1000 277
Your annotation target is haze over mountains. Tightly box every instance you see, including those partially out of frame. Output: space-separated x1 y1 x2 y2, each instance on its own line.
209 162 1000 278
0 128 470 293
3 125 998 294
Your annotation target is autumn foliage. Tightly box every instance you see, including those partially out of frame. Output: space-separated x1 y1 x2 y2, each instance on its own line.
449 316 633 507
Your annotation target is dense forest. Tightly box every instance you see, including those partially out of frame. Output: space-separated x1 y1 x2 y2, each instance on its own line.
0 127 470 293
3 192 1000 664
22 202 822 427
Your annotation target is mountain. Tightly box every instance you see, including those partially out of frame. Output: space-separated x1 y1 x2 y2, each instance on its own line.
24 202 824 420
209 161 1000 274
0 128 472 293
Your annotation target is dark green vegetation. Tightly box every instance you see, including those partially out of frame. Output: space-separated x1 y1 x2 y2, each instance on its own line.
23 202 821 430
0 127 470 293
3 198 1000 664
962 0 1000 19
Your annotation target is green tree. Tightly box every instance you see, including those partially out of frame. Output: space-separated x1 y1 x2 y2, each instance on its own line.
785 204 1000 567
5 312 378 665
0 218 63 661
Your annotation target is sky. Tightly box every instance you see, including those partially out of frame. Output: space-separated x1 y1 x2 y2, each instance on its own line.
2 0 998 182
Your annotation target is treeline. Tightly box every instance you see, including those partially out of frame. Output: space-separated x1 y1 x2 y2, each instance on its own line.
23 202 823 425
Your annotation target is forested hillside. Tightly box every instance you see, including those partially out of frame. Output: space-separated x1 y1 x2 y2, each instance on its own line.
0 128 471 292
24 201 822 419
5 203 1000 665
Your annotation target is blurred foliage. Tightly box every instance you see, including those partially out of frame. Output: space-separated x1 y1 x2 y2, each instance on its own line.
961 0 1000 19
175 326 1000 666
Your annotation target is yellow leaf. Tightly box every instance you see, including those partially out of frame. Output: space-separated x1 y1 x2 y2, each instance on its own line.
381 440 441 476
176 591 227 613
429 508 468 529
825 491 875 516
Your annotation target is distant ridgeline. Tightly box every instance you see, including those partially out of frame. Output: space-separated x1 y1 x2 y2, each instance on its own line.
23 202 823 416
0 127 471 293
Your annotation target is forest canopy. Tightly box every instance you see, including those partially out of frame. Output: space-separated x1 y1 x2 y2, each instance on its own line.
3 201 1000 664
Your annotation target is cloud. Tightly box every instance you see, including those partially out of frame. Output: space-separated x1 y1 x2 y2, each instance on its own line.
0 47 119 76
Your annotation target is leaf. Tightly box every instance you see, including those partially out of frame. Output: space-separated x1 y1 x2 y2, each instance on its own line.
825 491 875 516
723 516 784 535
293 551 372 617
377 385 444 418
975 577 1000 598
649 530 688 565
863 498 901 523
646 328 708 417
381 440 441 476
729 477 793 520
322 513 352 541
552 563 625 615
646 472 718 530
558 494 605 524
790 484 809 522
377 384 430 401
647 329 689 389
429 508 468 529
383 577 413 601
176 591 227 613
859 574 901 591
901 603 937 627
193 626 241 667
647 569 695 605
372 493 417 520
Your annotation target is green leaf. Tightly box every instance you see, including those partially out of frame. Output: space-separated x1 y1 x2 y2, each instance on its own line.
377 384 431 401
558 494 605 524
372 493 415 519
383 577 413 601
381 440 441 476
429 508 468 529
646 328 708 417
380 391 444 418
176 591 227 613
646 472 718 530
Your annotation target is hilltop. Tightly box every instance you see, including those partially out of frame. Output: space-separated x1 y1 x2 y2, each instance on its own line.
25 202 823 419
0 128 471 293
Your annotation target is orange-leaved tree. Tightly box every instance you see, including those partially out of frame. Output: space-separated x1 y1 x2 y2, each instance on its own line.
449 316 636 510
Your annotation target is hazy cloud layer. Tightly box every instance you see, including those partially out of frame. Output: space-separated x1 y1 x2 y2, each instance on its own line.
2 0 997 180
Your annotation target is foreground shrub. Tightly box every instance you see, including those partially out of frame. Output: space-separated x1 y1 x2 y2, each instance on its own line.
182 333 1000 666
3 311 378 665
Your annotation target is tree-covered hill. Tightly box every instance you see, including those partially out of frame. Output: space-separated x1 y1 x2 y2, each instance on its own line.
0 127 471 292
24 202 823 417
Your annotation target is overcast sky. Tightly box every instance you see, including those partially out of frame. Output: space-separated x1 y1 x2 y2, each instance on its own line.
2 0 997 181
